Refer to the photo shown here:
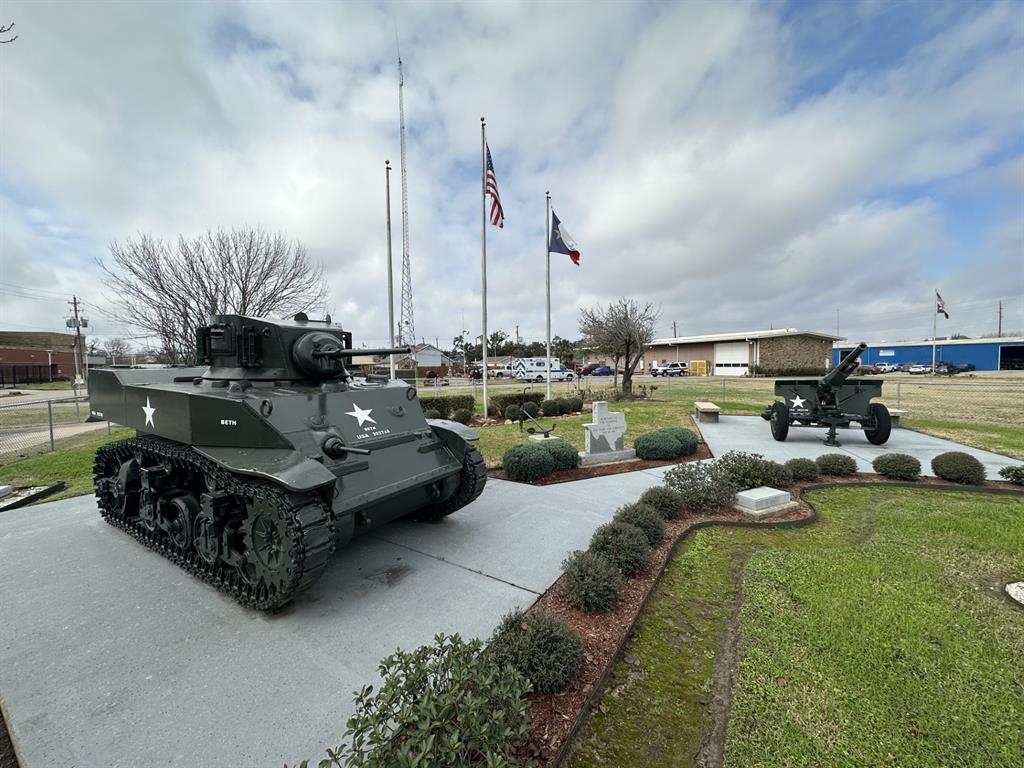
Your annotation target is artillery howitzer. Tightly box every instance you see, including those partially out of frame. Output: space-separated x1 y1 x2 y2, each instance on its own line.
88 313 486 611
760 342 891 447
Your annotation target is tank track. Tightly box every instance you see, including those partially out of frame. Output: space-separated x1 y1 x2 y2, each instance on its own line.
413 445 487 521
93 435 335 611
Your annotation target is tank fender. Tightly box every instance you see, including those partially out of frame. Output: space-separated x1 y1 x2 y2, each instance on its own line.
192 446 337 493
426 419 479 462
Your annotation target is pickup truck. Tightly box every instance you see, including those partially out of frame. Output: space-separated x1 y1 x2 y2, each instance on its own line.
651 361 688 377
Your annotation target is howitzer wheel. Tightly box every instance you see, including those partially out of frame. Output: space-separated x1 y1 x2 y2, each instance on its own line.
770 401 790 442
412 445 487 522
863 402 891 445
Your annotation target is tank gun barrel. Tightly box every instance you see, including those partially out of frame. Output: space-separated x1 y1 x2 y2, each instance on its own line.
818 342 867 394
312 345 412 359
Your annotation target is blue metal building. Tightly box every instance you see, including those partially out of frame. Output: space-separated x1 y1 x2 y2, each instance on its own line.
832 337 1024 371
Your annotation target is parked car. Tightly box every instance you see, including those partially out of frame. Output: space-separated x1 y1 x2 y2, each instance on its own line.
651 361 688 377
863 364 882 375
580 363 603 375
908 363 932 375
591 366 614 376
877 363 899 373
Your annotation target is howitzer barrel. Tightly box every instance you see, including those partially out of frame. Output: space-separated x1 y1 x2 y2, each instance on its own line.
818 342 867 393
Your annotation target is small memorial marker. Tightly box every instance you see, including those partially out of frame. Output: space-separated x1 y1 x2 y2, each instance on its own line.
580 401 635 466
1006 582 1024 608
734 486 798 519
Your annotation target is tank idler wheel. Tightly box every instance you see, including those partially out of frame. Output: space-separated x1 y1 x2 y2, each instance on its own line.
165 494 199 550
770 401 790 441
114 458 141 517
863 402 892 445
193 507 220 565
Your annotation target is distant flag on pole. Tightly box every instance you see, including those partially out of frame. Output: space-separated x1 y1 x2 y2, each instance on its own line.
485 144 504 228
936 290 949 319
549 210 580 265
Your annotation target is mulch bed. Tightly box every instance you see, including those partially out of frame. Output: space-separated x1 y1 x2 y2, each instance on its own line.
515 476 1024 767
488 444 713 485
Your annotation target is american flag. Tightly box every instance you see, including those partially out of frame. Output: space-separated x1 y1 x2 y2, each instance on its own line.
485 143 504 228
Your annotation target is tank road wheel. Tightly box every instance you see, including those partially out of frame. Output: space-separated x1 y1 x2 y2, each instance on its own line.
139 490 159 532
165 494 199 550
770 401 790 442
863 402 892 445
193 506 220 566
413 445 487 522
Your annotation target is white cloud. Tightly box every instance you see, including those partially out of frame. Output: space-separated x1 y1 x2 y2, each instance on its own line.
1 0 1021 351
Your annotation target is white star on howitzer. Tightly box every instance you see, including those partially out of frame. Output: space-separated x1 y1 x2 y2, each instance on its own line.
142 396 156 427
345 404 376 427
790 394 807 409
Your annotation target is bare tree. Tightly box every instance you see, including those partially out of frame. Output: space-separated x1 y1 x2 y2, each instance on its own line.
100 227 327 363
103 337 132 364
579 298 660 395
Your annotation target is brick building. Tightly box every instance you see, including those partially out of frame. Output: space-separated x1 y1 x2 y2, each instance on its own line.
0 331 82 386
644 329 842 376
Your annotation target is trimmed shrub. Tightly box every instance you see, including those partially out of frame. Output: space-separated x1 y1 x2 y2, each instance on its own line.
656 427 699 456
613 502 664 544
538 439 580 471
489 610 583 694
569 396 584 413
503 403 522 422
541 399 560 417
589 521 650 575
634 430 684 460
816 453 858 476
321 633 531 767
931 451 986 485
717 451 793 490
485 403 503 418
998 465 1024 484
638 486 685 519
562 550 622 612
418 394 475 419
555 398 573 415
784 457 819 482
522 401 540 418
872 453 921 481
502 443 555 482
452 408 473 425
663 461 737 512
423 408 442 420
490 391 544 414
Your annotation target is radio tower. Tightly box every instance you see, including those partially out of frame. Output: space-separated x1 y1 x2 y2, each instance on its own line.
397 48 414 348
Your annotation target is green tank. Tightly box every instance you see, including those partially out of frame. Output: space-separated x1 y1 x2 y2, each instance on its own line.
88 313 486 610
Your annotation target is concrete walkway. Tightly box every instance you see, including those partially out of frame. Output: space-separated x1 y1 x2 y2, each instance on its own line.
699 415 1020 476
0 469 669 768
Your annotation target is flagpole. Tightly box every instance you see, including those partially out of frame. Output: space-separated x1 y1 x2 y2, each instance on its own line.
545 191 552 401
385 160 396 379
480 117 489 417
932 288 937 374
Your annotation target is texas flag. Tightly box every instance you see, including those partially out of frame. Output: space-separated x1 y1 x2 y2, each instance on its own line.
549 209 581 266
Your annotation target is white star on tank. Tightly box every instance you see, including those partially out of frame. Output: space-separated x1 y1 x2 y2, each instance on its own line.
142 397 156 427
789 395 807 409
345 404 376 427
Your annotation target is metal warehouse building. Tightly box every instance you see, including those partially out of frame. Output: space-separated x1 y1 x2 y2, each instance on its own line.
832 337 1024 371
645 328 843 376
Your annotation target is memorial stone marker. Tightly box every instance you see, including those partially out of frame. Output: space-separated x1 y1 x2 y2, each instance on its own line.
580 401 635 466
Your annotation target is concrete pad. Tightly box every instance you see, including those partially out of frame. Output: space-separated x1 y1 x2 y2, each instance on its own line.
735 486 790 511
579 448 636 466
699 416 1020 478
735 500 799 520
0 467 671 767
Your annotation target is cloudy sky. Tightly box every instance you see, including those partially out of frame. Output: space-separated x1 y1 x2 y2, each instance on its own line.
1 0 1022 352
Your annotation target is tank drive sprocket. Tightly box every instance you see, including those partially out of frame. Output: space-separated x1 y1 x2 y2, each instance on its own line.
93 435 335 611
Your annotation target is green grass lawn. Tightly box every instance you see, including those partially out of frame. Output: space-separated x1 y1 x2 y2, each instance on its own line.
0 428 133 501
570 487 1024 768
14 381 76 391
906 418 1024 461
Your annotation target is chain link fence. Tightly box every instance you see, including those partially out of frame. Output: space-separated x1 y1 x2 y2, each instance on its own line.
0 395 112 459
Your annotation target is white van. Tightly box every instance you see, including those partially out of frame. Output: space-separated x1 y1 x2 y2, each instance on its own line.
511 357 575 382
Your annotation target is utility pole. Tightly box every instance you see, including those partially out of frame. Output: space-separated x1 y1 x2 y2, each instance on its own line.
672 320 677 337
998 300 1003 337
836 308 840 337
66 296 88 384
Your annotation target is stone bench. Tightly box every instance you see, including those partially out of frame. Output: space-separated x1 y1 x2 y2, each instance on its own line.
694 401 720 423
888 408 907 427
